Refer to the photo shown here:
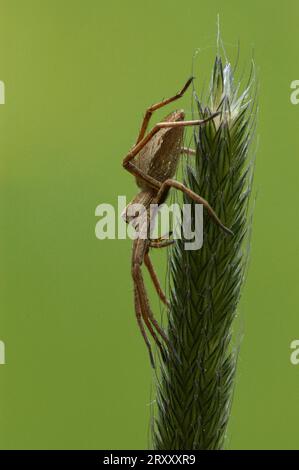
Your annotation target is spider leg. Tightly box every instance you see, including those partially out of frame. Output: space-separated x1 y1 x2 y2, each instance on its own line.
155 179 234 236
149 231 174 248
132 236 175 361
132 237 165 367
133 284 155 368
122 114 219 191
137 286 167 364
149 239 174 248
136 77 194 144
124 163 161 191
144 251 170 308
123 113 219 166
135 265 173 354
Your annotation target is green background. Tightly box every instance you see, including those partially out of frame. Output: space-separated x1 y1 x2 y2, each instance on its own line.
0 0 298 450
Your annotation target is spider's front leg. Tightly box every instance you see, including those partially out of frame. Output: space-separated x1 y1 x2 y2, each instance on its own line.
122 77 194 191
122 77 219 192
135 76 194 144
122 114 219 191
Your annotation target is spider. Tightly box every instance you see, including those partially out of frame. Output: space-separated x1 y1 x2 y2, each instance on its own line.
122 77 233 368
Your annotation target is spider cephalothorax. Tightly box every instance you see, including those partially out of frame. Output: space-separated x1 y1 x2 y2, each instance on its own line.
122 78 232 367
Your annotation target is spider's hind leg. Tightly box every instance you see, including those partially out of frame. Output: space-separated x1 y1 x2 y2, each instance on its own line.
134 285 155 368
132 237 174 367
144 252 170 309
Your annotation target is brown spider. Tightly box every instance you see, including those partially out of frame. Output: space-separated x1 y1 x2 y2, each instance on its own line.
122 77 233 368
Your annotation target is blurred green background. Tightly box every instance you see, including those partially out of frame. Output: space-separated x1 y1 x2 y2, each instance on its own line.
0 0 298 450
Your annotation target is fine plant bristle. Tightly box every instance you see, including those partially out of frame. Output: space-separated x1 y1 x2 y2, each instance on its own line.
152 55 256 450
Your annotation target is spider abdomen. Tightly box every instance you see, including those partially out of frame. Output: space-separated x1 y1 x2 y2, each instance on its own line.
134 110 185 191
